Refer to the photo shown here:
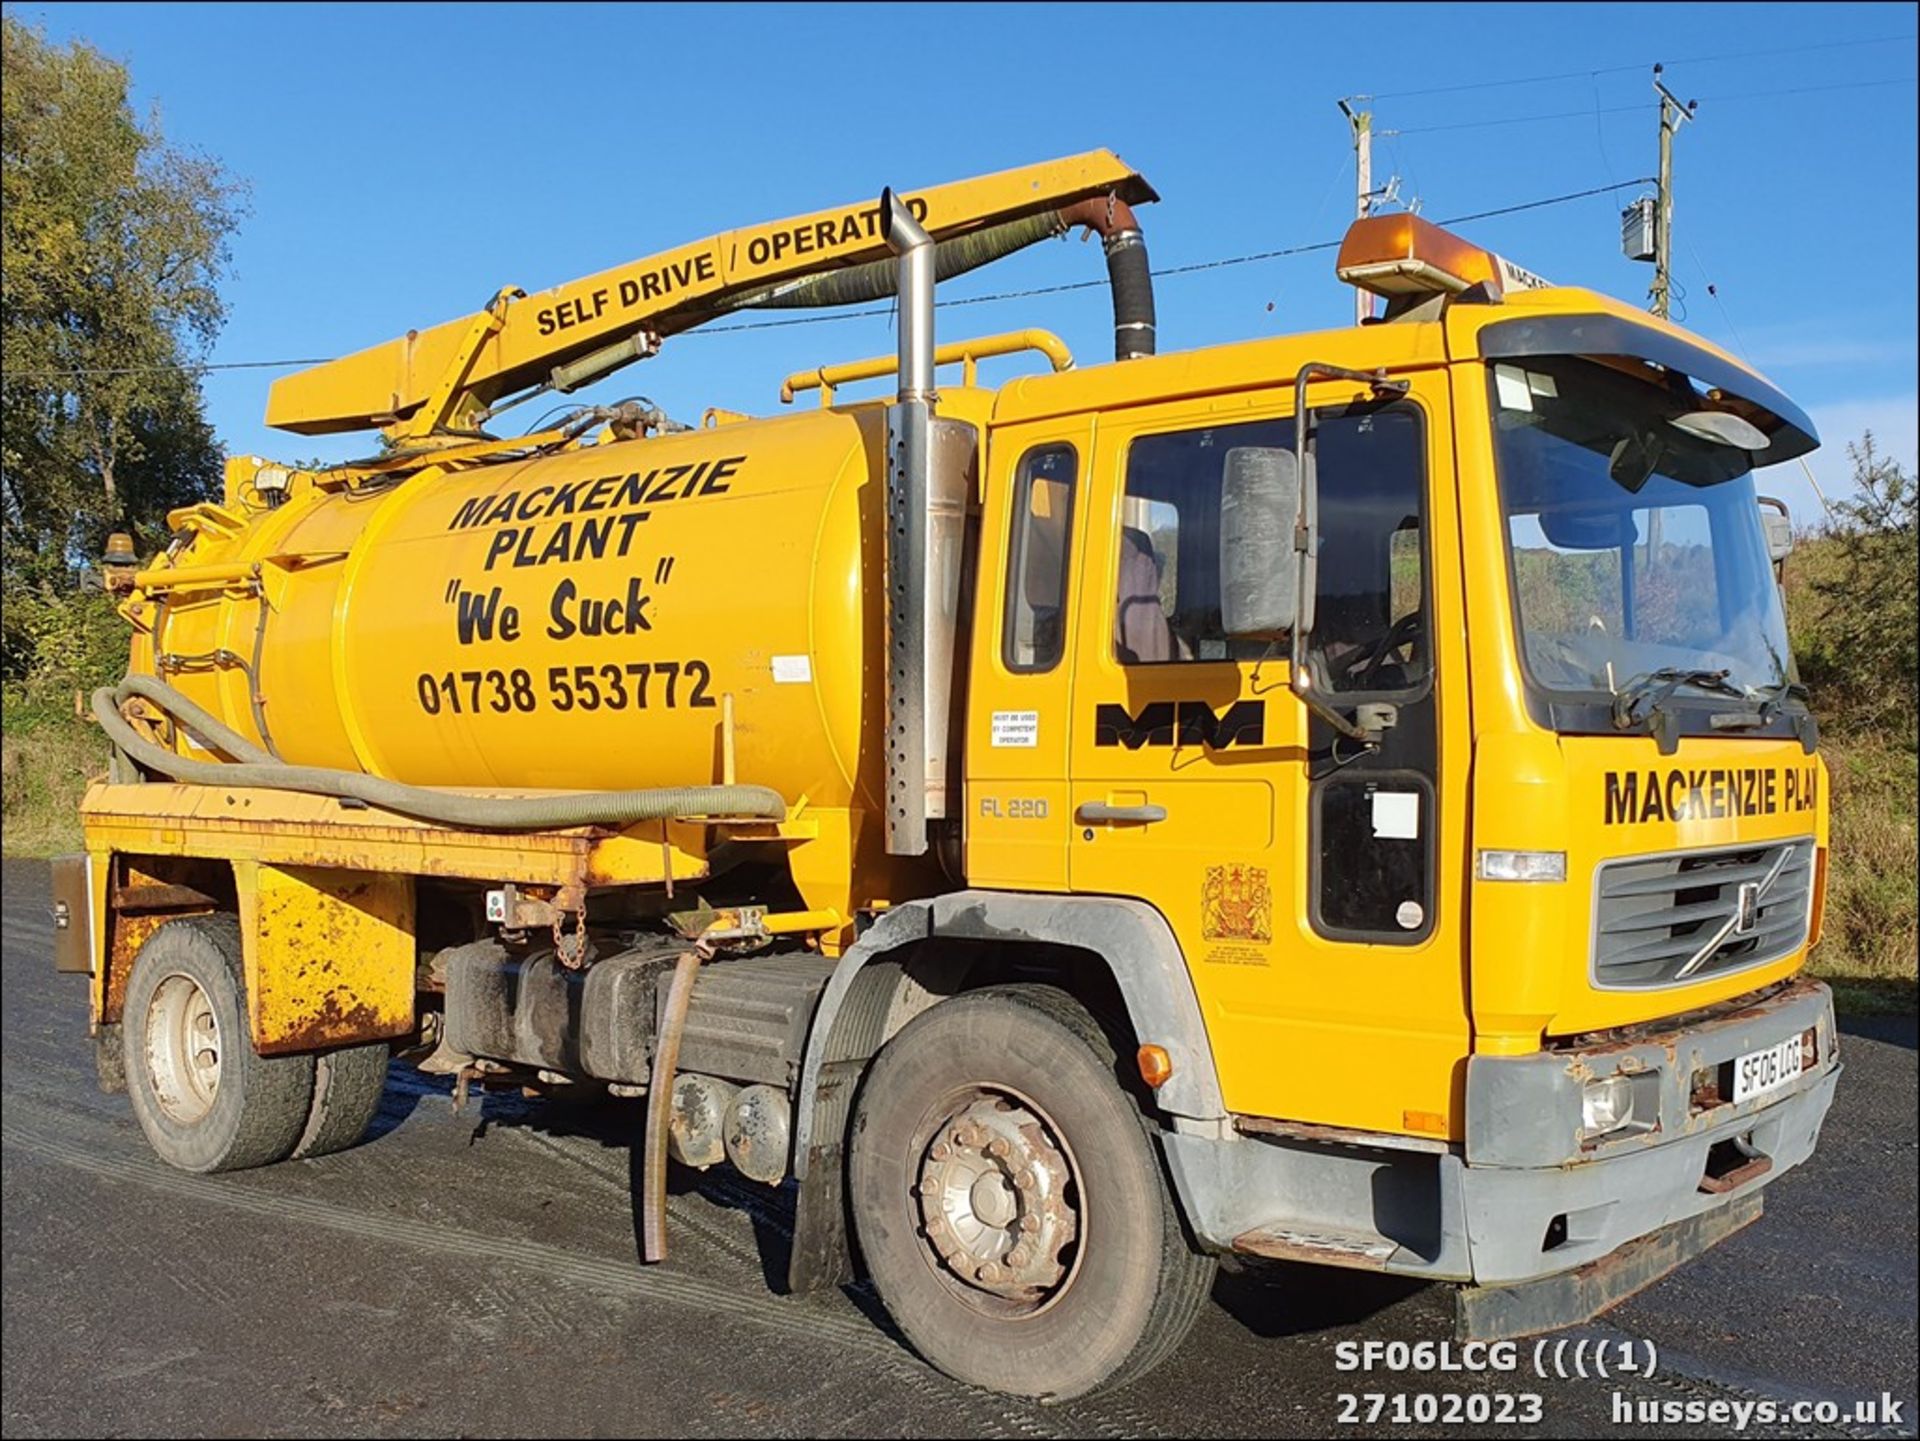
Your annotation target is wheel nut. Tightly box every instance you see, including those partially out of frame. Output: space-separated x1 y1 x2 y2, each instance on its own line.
1015 1172 1036 1191
1019 1213 1040 1233
1008 1246 1031 1268
986 1137 1011 1159
951 1128 969 1148
918 1178 940 1197
977 1262 1002 1283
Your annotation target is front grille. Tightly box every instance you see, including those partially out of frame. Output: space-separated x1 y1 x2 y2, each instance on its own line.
1592 838 1814 989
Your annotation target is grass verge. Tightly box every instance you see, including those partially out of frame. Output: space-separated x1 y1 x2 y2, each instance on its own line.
2 691 104 858
1805 734 1918 1014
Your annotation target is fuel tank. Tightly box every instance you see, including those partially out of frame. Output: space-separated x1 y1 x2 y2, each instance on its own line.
147 408 899 809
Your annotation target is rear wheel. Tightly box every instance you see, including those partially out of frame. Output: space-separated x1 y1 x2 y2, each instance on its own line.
291 1043 389 1160
849 986 1215 1400
122 915 314 1173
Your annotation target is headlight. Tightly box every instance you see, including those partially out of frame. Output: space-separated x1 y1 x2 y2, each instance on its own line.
1476 849 1566 882
1581 1076 1635 1137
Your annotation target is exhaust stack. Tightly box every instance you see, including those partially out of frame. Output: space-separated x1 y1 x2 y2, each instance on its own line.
885 190 937 401
879 190 970 857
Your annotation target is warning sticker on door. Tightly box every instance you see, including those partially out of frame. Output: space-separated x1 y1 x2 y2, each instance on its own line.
991 711 1039 748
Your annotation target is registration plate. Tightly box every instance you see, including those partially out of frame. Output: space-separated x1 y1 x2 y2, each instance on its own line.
1731 1036 1805 1104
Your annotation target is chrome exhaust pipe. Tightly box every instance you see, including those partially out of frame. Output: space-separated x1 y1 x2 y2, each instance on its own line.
879 187 966 857
881 189 935 402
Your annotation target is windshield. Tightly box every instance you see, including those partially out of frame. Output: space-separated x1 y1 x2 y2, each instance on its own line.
1490 355 1796 702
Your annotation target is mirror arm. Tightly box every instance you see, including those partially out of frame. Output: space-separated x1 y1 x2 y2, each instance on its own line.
1288 363 1410 746
1293 673 1378 744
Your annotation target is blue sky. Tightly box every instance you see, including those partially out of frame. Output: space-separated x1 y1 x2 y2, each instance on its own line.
25 2 1920 520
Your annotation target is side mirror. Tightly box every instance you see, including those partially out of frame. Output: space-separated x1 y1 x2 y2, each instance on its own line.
1757 495 1793 563
1220 447 1300 637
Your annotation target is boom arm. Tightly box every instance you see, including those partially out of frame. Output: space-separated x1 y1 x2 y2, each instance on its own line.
267 150 1156 439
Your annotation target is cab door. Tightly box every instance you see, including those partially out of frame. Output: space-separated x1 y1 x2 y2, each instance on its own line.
963 419 1093 891
1067 378 1471 1137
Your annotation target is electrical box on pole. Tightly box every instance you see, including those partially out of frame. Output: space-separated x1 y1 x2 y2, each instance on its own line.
1621 196 1657 263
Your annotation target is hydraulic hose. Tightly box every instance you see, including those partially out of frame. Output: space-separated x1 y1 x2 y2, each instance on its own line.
93 674 786 831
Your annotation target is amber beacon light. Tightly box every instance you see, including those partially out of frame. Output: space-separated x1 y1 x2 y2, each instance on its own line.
1336 213 1549 301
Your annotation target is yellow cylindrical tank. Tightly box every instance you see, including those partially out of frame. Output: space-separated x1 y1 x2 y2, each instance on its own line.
147 408 894 810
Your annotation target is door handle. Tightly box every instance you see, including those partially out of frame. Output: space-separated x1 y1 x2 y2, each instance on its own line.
1076 802 1168 825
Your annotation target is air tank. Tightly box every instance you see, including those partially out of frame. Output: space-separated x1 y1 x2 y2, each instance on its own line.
146 408 900 811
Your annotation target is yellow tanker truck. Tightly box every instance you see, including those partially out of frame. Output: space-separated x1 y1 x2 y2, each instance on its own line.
55 149 1838 1399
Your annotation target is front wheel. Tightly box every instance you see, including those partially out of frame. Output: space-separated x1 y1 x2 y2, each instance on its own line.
848 986 1216 1400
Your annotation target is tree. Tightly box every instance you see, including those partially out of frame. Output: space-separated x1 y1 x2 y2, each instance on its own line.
1793 433 1919 746
2 15 244 680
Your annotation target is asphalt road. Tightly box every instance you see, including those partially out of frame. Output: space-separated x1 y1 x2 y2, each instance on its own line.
3 858 1914 1440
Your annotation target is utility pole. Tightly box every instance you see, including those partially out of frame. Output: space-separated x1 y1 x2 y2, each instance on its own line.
1649 64 1697 320
1338 98 1375 325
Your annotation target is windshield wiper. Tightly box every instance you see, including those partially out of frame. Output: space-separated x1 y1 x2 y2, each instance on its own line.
1753 677 1821 754
1709 677 1811 731
1612 668 1750 753
1612 668 1745 727
1752 678 1808 720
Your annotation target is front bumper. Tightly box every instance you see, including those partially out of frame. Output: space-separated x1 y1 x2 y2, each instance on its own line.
1162 978 1840 1313
1459 977 1839 1285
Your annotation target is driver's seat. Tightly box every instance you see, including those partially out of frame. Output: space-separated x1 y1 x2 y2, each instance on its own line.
1115 527 1174 665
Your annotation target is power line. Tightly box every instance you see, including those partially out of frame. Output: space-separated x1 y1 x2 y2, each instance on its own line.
1589 73 1635 206
1439 179 1654 224
2 355 334 381
1397 74 1915 137
1401 102 1648 137
0 177 1690 376
1680 236 1836 520
1368 33 1918 101
1701 75 1917 104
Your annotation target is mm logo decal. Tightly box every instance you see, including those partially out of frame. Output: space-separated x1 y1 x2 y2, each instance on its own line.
1094 700 1264 750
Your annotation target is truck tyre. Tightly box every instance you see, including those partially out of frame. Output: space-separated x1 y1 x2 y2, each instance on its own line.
290 1042 389 1160
848 985 1216 1400
121 915 314 1173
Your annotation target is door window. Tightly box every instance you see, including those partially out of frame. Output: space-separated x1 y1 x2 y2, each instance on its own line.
1004 444 1076 674
1116 422 1284 665
1313 410 1429 696
1113 408 1428 693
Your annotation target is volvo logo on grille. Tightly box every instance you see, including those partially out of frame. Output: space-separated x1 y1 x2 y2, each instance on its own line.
1673 846 1796 980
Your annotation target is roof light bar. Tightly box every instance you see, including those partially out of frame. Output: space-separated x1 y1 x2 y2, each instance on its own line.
1336 214 1551 304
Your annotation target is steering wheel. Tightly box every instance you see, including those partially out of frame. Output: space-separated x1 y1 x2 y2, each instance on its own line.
1327 611 1424 689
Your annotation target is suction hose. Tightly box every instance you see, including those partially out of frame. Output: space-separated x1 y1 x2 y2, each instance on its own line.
732 196 1158 363
93 673 786 831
